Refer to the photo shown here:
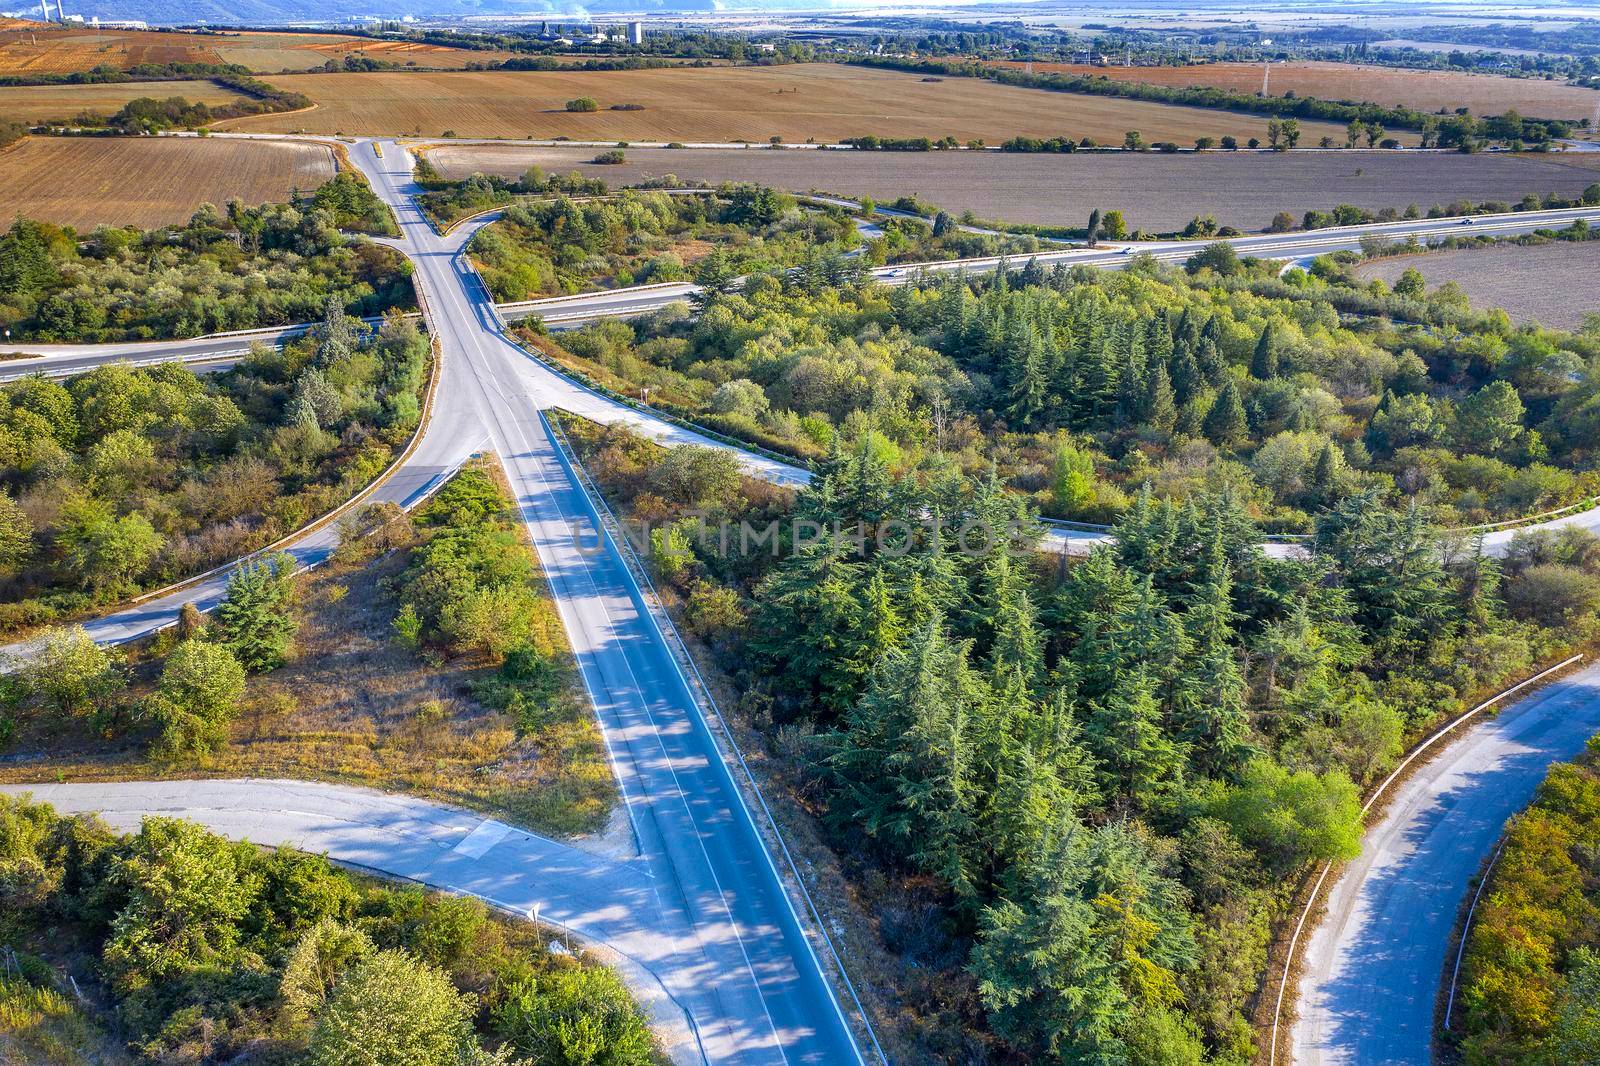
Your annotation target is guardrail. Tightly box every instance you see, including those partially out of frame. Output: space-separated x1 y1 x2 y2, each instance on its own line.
542 408 888 1066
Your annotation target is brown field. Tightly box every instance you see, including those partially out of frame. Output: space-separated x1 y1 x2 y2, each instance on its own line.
990 60 1600 122
0 78 247 121
0 18 511 75
212 63 1371 145
427 142 1600 232
0 136 336 228
1356 241 1600 329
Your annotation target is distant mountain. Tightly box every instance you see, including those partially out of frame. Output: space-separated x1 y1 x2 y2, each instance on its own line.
13 0 892 26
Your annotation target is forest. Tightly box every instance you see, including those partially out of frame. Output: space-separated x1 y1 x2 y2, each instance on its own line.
1456 741 1600 1064
565 415 1600 1064
538 249 1600 533
0 308 429 634
0 194 410 343
0 795 654 1064
467 183 863 301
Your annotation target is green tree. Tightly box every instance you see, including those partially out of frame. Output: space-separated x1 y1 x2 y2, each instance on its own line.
1203 379 1249 447
215 552 299 672
1185 242 1241 276
1207 758 1363 872
279 919 377 1031
1393 267 1426 300
308 950 476 1066
1545 947 1600 1062
16 625 124 720
0 489 32 574
103 818 260 993
1086 207 1103 248
1051 441 1097 515
56 501 162 593
1455 380 1526 457
829 616 984 900
1250 323 1280 380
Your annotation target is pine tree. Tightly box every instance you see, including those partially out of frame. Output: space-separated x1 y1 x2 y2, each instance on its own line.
1004 325 1049 430
1140 363 1177 432
1307 441 1346 504
1202 379 1249 447
983 553 1045 687
1086 668 1185 805
1250 323 1279 380
829 616 984 900
215 553 299 673
970 823 1130 1061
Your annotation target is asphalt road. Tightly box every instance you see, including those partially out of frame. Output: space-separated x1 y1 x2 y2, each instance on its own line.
352 137 864 1065
1292 661 1600 1065
0 779 704 1063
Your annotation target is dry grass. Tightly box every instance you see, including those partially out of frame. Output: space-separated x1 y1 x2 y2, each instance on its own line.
213 62 1360 145
0 18 507 75
0 136 336 229
1357 241 1600 329
989 59 1600 121
0 78 246 121
0 463 617 840
427 142 1600 233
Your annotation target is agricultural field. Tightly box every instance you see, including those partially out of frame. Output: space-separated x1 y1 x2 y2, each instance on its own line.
425 142 1600 232
989 59 1600 121
214 62 1363 145
1356 241 1600 329
0 136 336 228
0 18 508 74
0 77 246 121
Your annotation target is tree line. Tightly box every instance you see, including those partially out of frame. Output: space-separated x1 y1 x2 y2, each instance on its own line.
850 56 1577 143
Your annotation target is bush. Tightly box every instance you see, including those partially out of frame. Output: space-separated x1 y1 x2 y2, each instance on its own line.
565 97 599 112
145 640 246 756
309 950 475 1066
592 150 626 165
493 964 654 1066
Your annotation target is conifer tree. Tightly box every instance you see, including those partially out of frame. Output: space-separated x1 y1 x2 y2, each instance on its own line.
1203 379 1249 447
1250 323 1280 380
215 553 299 673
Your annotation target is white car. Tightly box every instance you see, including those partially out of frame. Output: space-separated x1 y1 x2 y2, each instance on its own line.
1460 217 1475 225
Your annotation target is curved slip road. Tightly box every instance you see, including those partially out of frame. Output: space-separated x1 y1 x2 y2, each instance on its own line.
0 778 705 1063
1292 661 1600 1065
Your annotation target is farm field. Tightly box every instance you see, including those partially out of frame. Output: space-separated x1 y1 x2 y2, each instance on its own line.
0 18 509 74
0 77 246 121
425 142 1600 232
214 63 1366 145
989 59 1600 121
1356 241 1600 329
0 136 336 228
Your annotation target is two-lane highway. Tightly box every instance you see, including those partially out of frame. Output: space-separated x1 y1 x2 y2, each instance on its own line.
349 137 866 1065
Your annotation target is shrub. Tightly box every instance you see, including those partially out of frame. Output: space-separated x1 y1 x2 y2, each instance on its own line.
565 97 599 112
